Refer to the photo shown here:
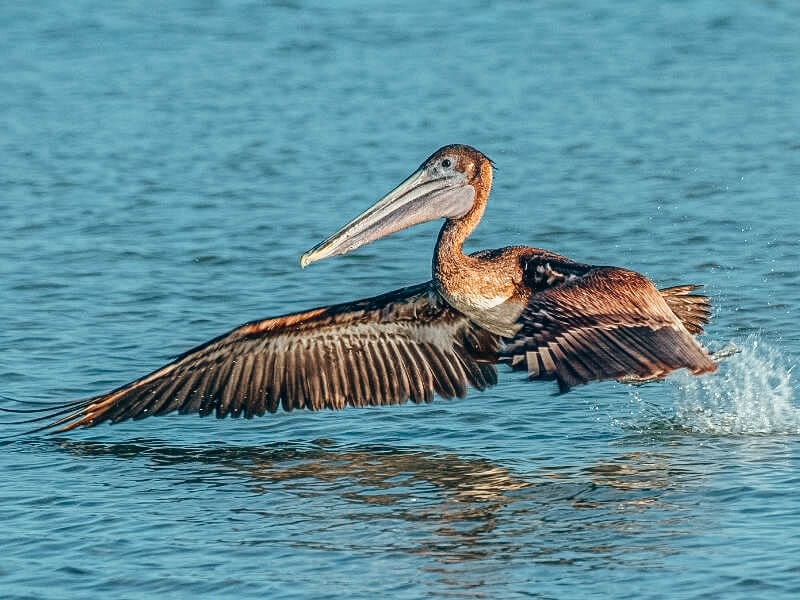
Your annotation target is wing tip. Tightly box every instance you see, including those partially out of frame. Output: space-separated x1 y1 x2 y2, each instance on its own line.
0 394 105 436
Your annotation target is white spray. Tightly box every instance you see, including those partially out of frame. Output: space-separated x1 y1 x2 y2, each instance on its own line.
669 336 800 435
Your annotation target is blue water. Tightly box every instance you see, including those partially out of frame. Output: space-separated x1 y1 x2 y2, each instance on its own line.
2 1 800 598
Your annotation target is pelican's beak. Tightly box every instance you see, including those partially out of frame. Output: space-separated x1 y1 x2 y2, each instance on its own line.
301 165 474 267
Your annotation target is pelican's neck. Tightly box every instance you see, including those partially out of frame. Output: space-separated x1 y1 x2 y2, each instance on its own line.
433 160 492 281
433 211 480 276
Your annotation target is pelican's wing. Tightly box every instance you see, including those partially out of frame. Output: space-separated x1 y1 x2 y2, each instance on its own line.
502 259 717 391
10 282 499 432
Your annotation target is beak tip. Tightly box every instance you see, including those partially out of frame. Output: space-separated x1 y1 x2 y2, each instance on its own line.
300 249 320 268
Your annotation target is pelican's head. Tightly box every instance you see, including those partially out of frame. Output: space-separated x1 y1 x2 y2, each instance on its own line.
301 144 493 268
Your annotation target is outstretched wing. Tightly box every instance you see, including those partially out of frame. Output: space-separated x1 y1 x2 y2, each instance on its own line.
502 258 717 391
13 282 499 432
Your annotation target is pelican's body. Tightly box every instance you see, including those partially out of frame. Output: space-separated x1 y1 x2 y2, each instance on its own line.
5 144 716 433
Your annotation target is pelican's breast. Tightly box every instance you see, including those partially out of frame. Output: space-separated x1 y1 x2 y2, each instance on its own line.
434 255 526 338
439 287 523 338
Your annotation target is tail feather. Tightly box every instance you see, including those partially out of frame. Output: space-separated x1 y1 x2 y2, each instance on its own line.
659 284 711 335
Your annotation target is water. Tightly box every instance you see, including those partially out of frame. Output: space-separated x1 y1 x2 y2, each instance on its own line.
2 1 799 598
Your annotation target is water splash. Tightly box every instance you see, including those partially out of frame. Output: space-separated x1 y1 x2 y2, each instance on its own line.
670 336 800 435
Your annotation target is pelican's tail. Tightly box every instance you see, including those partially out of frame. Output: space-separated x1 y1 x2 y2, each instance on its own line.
659 284 711 335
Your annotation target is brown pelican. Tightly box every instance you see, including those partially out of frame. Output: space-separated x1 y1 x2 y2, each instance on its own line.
5 144 716 433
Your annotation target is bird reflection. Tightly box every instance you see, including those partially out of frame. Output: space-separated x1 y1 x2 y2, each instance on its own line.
54 440 694 563
56 439 528 540
52 439 698 568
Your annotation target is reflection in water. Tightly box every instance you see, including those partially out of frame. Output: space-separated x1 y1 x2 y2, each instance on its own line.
53 439 700 587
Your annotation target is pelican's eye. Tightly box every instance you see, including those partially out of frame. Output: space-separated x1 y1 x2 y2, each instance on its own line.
441 158 452 169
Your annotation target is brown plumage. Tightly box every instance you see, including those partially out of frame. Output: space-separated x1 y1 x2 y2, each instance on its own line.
503 261 714 391
4 144 716 434
658 284 712 335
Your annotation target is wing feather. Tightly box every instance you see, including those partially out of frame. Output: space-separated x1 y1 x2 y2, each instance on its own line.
329 341 348 410
374 339 399 405
267 349 283 414
362 341 385 406
307 344 326 410
249 354 266 417
224 358 246 417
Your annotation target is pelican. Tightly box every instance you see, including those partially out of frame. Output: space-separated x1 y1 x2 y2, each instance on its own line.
5 144 716 433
